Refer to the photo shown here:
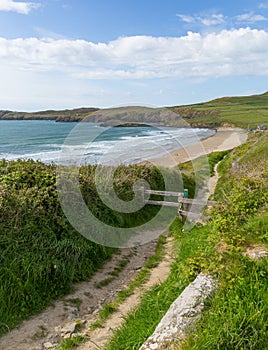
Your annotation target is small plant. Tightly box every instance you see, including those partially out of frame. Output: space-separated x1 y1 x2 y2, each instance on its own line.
108 257 130 277
94 277 115 289
65 298 82 307
31 325 47 340
56 335 87 350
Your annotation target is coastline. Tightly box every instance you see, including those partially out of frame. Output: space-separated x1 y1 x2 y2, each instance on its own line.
148 127 248 167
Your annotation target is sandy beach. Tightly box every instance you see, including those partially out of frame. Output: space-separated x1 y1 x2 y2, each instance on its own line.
151 127 248 167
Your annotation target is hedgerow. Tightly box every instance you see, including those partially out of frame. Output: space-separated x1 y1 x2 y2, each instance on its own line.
0 160 188 334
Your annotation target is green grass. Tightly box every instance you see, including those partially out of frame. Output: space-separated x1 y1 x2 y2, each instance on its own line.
55 336 87 350
182 235 268 350
180 134 268 349
0 160 180 336
104 132 268 350
94 256 131 288
170 91 268 128
108 257 130 276
94 277 115 289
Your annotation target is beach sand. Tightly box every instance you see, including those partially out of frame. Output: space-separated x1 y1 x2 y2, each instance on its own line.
149 127 248 168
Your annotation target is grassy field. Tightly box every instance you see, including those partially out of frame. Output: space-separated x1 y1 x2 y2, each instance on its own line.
105 131 268 350
170 91 268 128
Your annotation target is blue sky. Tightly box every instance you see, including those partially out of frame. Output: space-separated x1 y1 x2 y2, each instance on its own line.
1 0 268 110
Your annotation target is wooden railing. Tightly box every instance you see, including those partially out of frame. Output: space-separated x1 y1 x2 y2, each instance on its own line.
141 188 217 217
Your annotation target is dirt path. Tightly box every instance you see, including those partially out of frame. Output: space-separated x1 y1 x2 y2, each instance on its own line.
0 239 165 350
207 162 220 197
78 237 175 350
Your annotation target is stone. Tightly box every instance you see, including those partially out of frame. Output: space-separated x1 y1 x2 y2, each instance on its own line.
92 308 100 315
139 273 217 349
63 333 71 339
60 322 77 336
243 245 268 260
43 342 54 349
54 326 61 333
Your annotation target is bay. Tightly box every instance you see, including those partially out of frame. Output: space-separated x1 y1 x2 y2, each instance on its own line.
0 120 215 165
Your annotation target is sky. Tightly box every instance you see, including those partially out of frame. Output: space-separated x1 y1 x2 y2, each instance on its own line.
1 0 268 111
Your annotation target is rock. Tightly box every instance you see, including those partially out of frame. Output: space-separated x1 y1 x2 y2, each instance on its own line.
65 306 78 314
243 245 268 260
60 322 77 337
63 333 71 339
43 342 54 349
87 306 94 313
54 326 61 333
67 314 77 320
139 273 217 349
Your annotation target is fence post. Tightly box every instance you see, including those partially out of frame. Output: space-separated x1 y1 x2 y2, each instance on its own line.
183 188 189 213
178 192 183 220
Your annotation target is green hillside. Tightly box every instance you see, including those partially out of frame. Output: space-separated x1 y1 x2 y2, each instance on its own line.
105 131 268 350
170 91 268 128
0 107 99 122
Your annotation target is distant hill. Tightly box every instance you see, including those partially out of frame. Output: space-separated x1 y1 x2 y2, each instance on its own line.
1 91 268 128
0 107 99 122
169 91 268 128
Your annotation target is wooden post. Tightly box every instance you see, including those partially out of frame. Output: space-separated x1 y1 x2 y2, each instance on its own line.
178 192 183 220
183 188 188 213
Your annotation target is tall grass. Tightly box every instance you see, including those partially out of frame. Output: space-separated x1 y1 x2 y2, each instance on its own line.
182 132 268 349
0 160 181 335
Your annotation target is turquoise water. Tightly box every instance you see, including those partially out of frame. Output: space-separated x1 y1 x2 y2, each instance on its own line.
0 120 215 164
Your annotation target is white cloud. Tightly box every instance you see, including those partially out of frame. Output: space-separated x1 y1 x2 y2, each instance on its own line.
176 14 195 23
236 12 267 22
1 28 268 87
177 13 226 26
199 14 226 26
258 2 268 9
0 0 39 14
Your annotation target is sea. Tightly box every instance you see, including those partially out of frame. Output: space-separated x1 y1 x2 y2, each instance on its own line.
0 120 215 165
